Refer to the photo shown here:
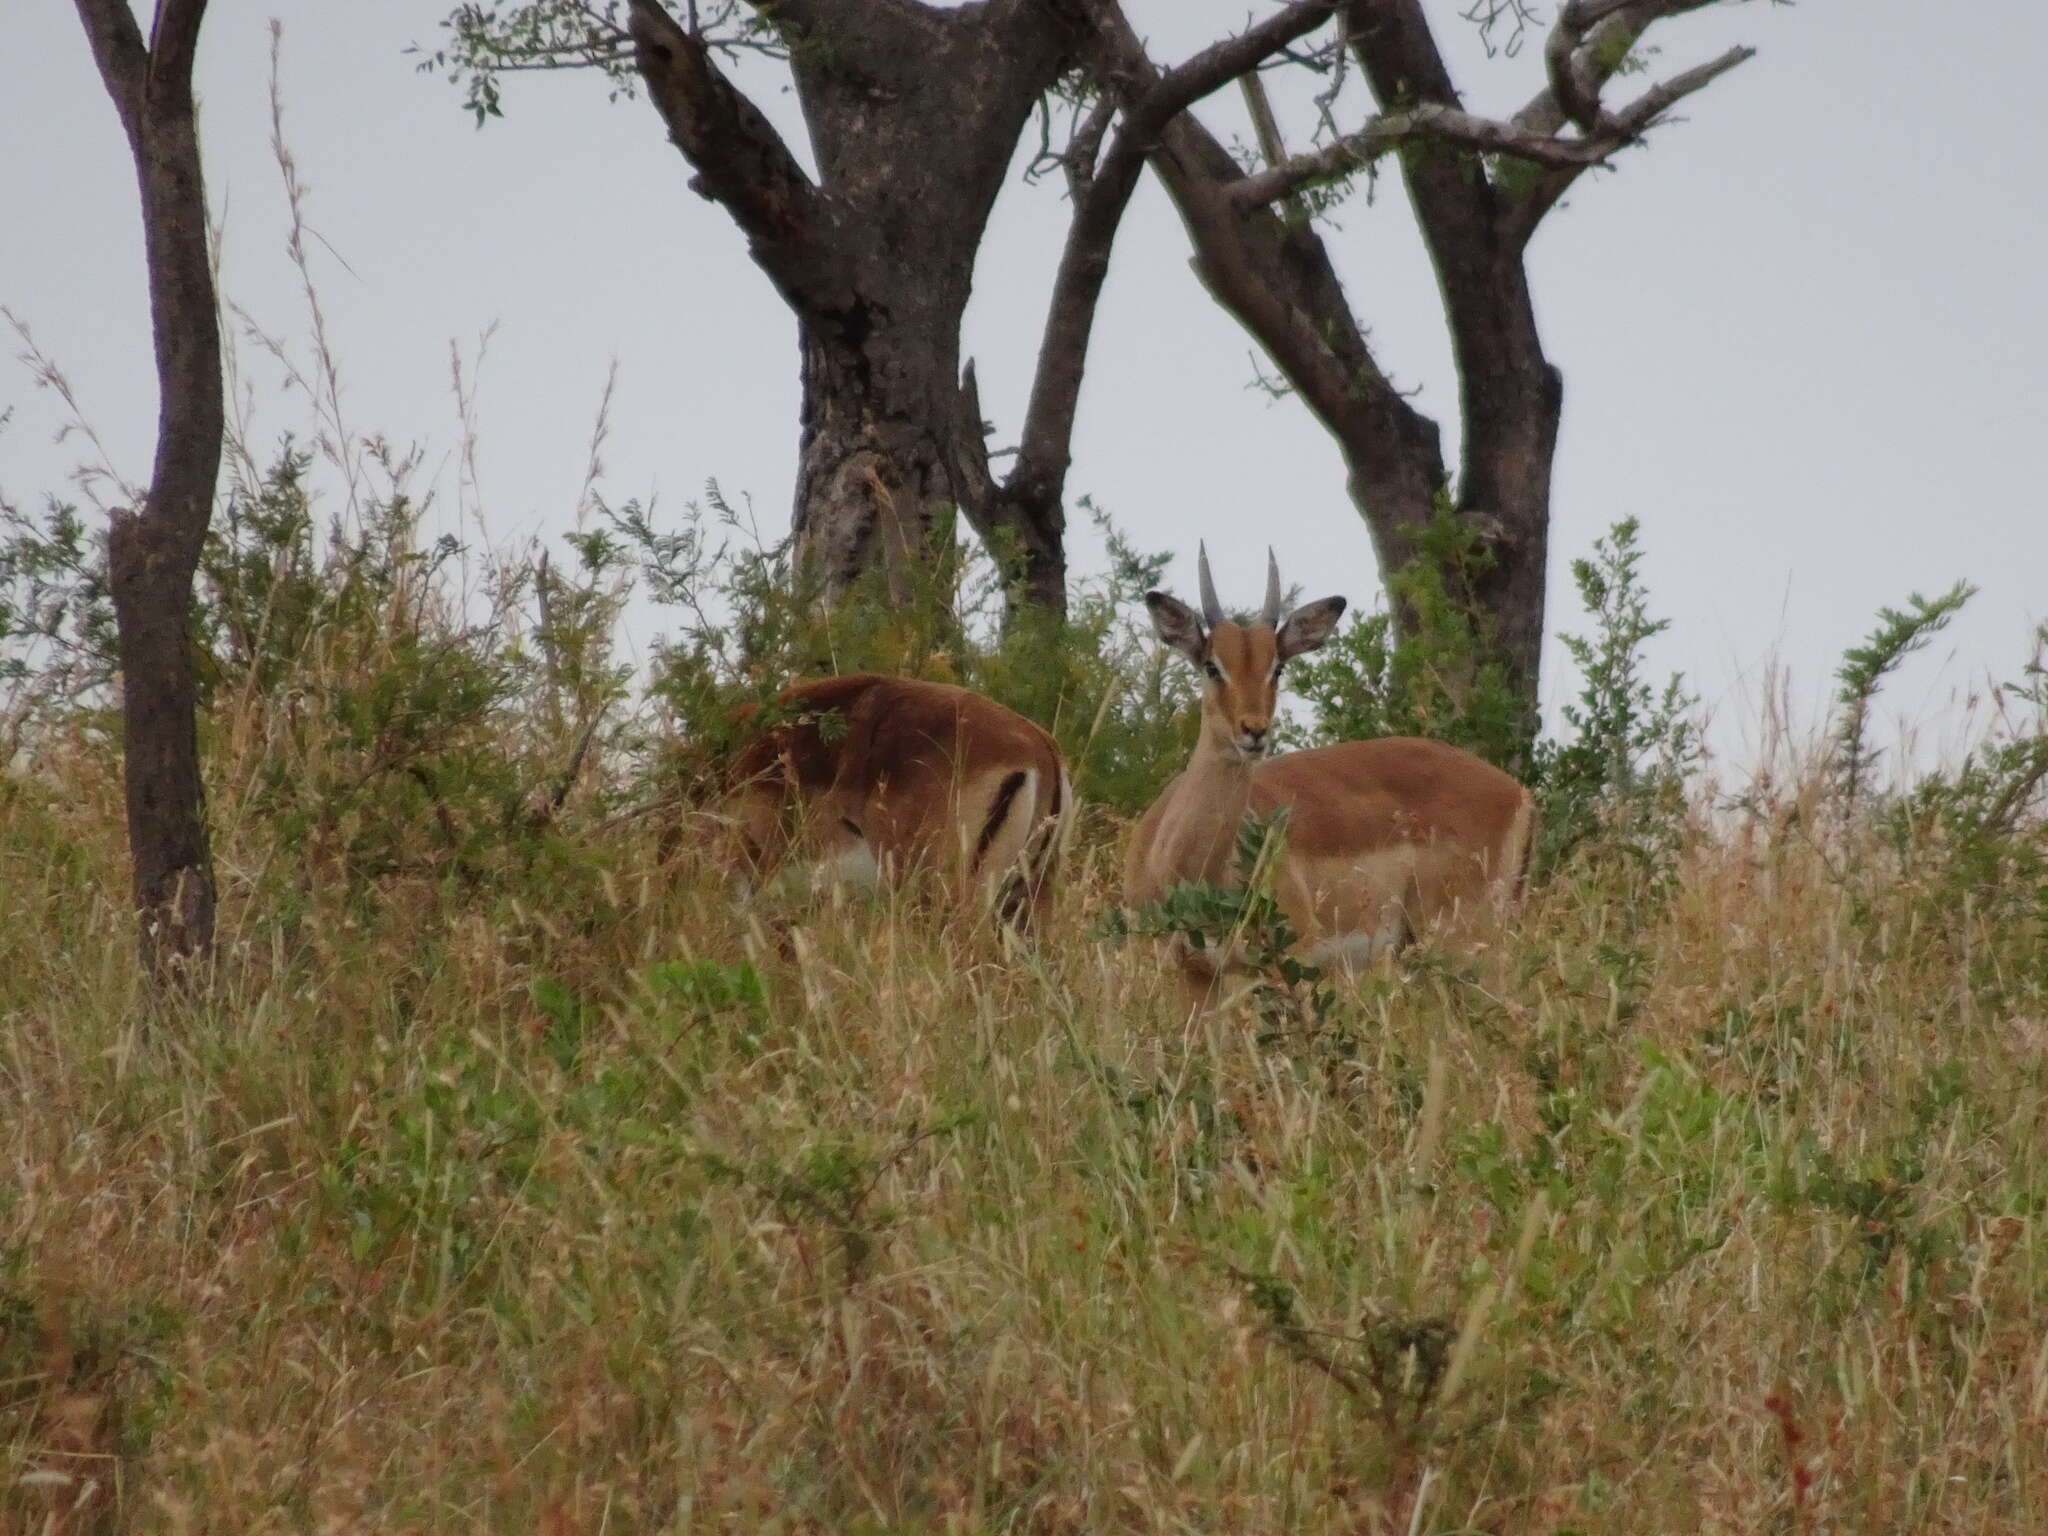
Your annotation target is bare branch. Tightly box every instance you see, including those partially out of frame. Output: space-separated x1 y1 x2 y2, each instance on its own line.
1229 44 1750 211
1000 0 1341 510
147 0 212 87
1125 0 1341 119
1062 92 1117 200
626 0 839 302
1229 105 1538 210
1511 41 1753 240
70 0 148 134
1606 43 1755 134
1239 69 1290 169
1543 0 1617 132
1518 0 1724 134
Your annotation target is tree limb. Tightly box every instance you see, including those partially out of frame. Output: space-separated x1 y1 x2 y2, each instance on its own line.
1079 3 1443 507
994 0 1342 513
1518 0 1726 135
1111 0 1340 120
1230 44 1751 210
1507 36 1753 242
1062 91 1118 201
1239 69 1291 172
626 0 841 307
70 0 148 135
147 0 211 87
1543 0 1642 131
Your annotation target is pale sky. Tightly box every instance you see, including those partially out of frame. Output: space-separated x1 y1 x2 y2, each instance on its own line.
4 1 2044 779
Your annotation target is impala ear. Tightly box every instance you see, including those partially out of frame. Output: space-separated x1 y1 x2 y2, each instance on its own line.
1144 590 1208 665
1276 595 1346 660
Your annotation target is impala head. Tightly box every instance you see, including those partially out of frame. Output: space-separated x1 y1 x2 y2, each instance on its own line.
1145 544 1347 761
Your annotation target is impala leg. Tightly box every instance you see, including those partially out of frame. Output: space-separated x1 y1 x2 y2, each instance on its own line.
1303 912 1409 977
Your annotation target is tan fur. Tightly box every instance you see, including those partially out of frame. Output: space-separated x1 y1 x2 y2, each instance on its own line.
717 674 1067 932
1126 608 1535 999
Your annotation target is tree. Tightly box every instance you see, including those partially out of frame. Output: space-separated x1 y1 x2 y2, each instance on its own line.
1087 0 1756 753
429 0 1338 618
70 0 226 978
432 0 1085 610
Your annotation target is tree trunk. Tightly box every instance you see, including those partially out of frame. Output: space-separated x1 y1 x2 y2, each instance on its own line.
73 0 223 980
1347 0 1562 744
1450 349 1560 726
110 509 215 972
786 5 1074 612
1127 4 1566 753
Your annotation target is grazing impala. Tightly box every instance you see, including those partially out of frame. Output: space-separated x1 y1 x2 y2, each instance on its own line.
1125 546 1536 994
716 674 1069 932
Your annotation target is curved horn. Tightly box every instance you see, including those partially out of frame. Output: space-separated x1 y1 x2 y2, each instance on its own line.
1196 541 1224 627
1262 547 1282 628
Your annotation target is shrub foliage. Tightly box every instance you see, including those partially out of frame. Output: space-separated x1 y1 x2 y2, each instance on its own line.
4 322 2044 1534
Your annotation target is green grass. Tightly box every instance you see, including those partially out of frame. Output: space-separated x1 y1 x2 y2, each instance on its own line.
3 747 2044 1533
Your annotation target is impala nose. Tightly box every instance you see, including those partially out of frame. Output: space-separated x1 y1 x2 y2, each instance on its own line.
1242 725 1269 754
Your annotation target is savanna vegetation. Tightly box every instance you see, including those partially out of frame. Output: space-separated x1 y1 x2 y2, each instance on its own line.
6 251 2048 1530
7 6 2047 1533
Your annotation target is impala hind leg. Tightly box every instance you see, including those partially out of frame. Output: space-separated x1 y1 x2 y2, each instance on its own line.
1303 912 1410 978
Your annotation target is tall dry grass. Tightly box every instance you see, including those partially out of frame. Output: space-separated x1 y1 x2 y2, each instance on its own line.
5 28 2046 1530
2 725 2044 1532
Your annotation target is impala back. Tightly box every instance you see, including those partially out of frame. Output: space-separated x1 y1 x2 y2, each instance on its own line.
718 674 1068 929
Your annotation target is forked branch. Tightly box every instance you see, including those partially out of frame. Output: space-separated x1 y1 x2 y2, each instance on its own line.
969 0 1342 516
625 0 838 305
1519 0 1732 135
1230 41 1752 211
70 0 149 132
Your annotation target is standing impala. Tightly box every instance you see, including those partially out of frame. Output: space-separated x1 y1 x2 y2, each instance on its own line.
1125 546 1536 993
717 673 1070 933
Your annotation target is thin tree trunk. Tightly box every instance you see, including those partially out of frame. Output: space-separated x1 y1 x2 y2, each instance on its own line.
1348 0 1561 738
73 0 224 978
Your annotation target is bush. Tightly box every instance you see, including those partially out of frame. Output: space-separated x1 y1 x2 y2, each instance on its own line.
1294 511 1701 879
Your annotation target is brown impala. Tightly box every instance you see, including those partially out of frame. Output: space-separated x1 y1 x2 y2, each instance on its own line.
716 674 1069 932
1125 545 1536 996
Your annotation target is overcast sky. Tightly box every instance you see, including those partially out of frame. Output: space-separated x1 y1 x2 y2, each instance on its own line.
4 1 2044 779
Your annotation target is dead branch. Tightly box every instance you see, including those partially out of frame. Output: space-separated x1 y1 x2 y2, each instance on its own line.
1229 44 1751 210
625 0 842 309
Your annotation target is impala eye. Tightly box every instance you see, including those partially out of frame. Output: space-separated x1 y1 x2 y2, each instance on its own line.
1203 660 1223 683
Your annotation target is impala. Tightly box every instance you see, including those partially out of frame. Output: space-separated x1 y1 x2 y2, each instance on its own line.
715 673 1070 932
1125 546 1536 994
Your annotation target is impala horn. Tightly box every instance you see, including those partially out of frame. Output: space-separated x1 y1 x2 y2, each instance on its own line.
1196 541 1224 628
1262 547 1282 628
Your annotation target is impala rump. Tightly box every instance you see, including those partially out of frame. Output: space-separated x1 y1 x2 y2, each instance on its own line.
716 673 1068 932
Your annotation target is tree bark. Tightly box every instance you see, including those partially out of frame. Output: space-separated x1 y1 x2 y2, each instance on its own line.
630 0 1077 613
73 0 224 979
1346 0 1559 730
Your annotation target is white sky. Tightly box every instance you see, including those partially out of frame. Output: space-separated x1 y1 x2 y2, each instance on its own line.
3 1 2044 779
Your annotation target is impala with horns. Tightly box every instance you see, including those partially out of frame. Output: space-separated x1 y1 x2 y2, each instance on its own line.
1125 545 1536 994
713 674 1070 932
